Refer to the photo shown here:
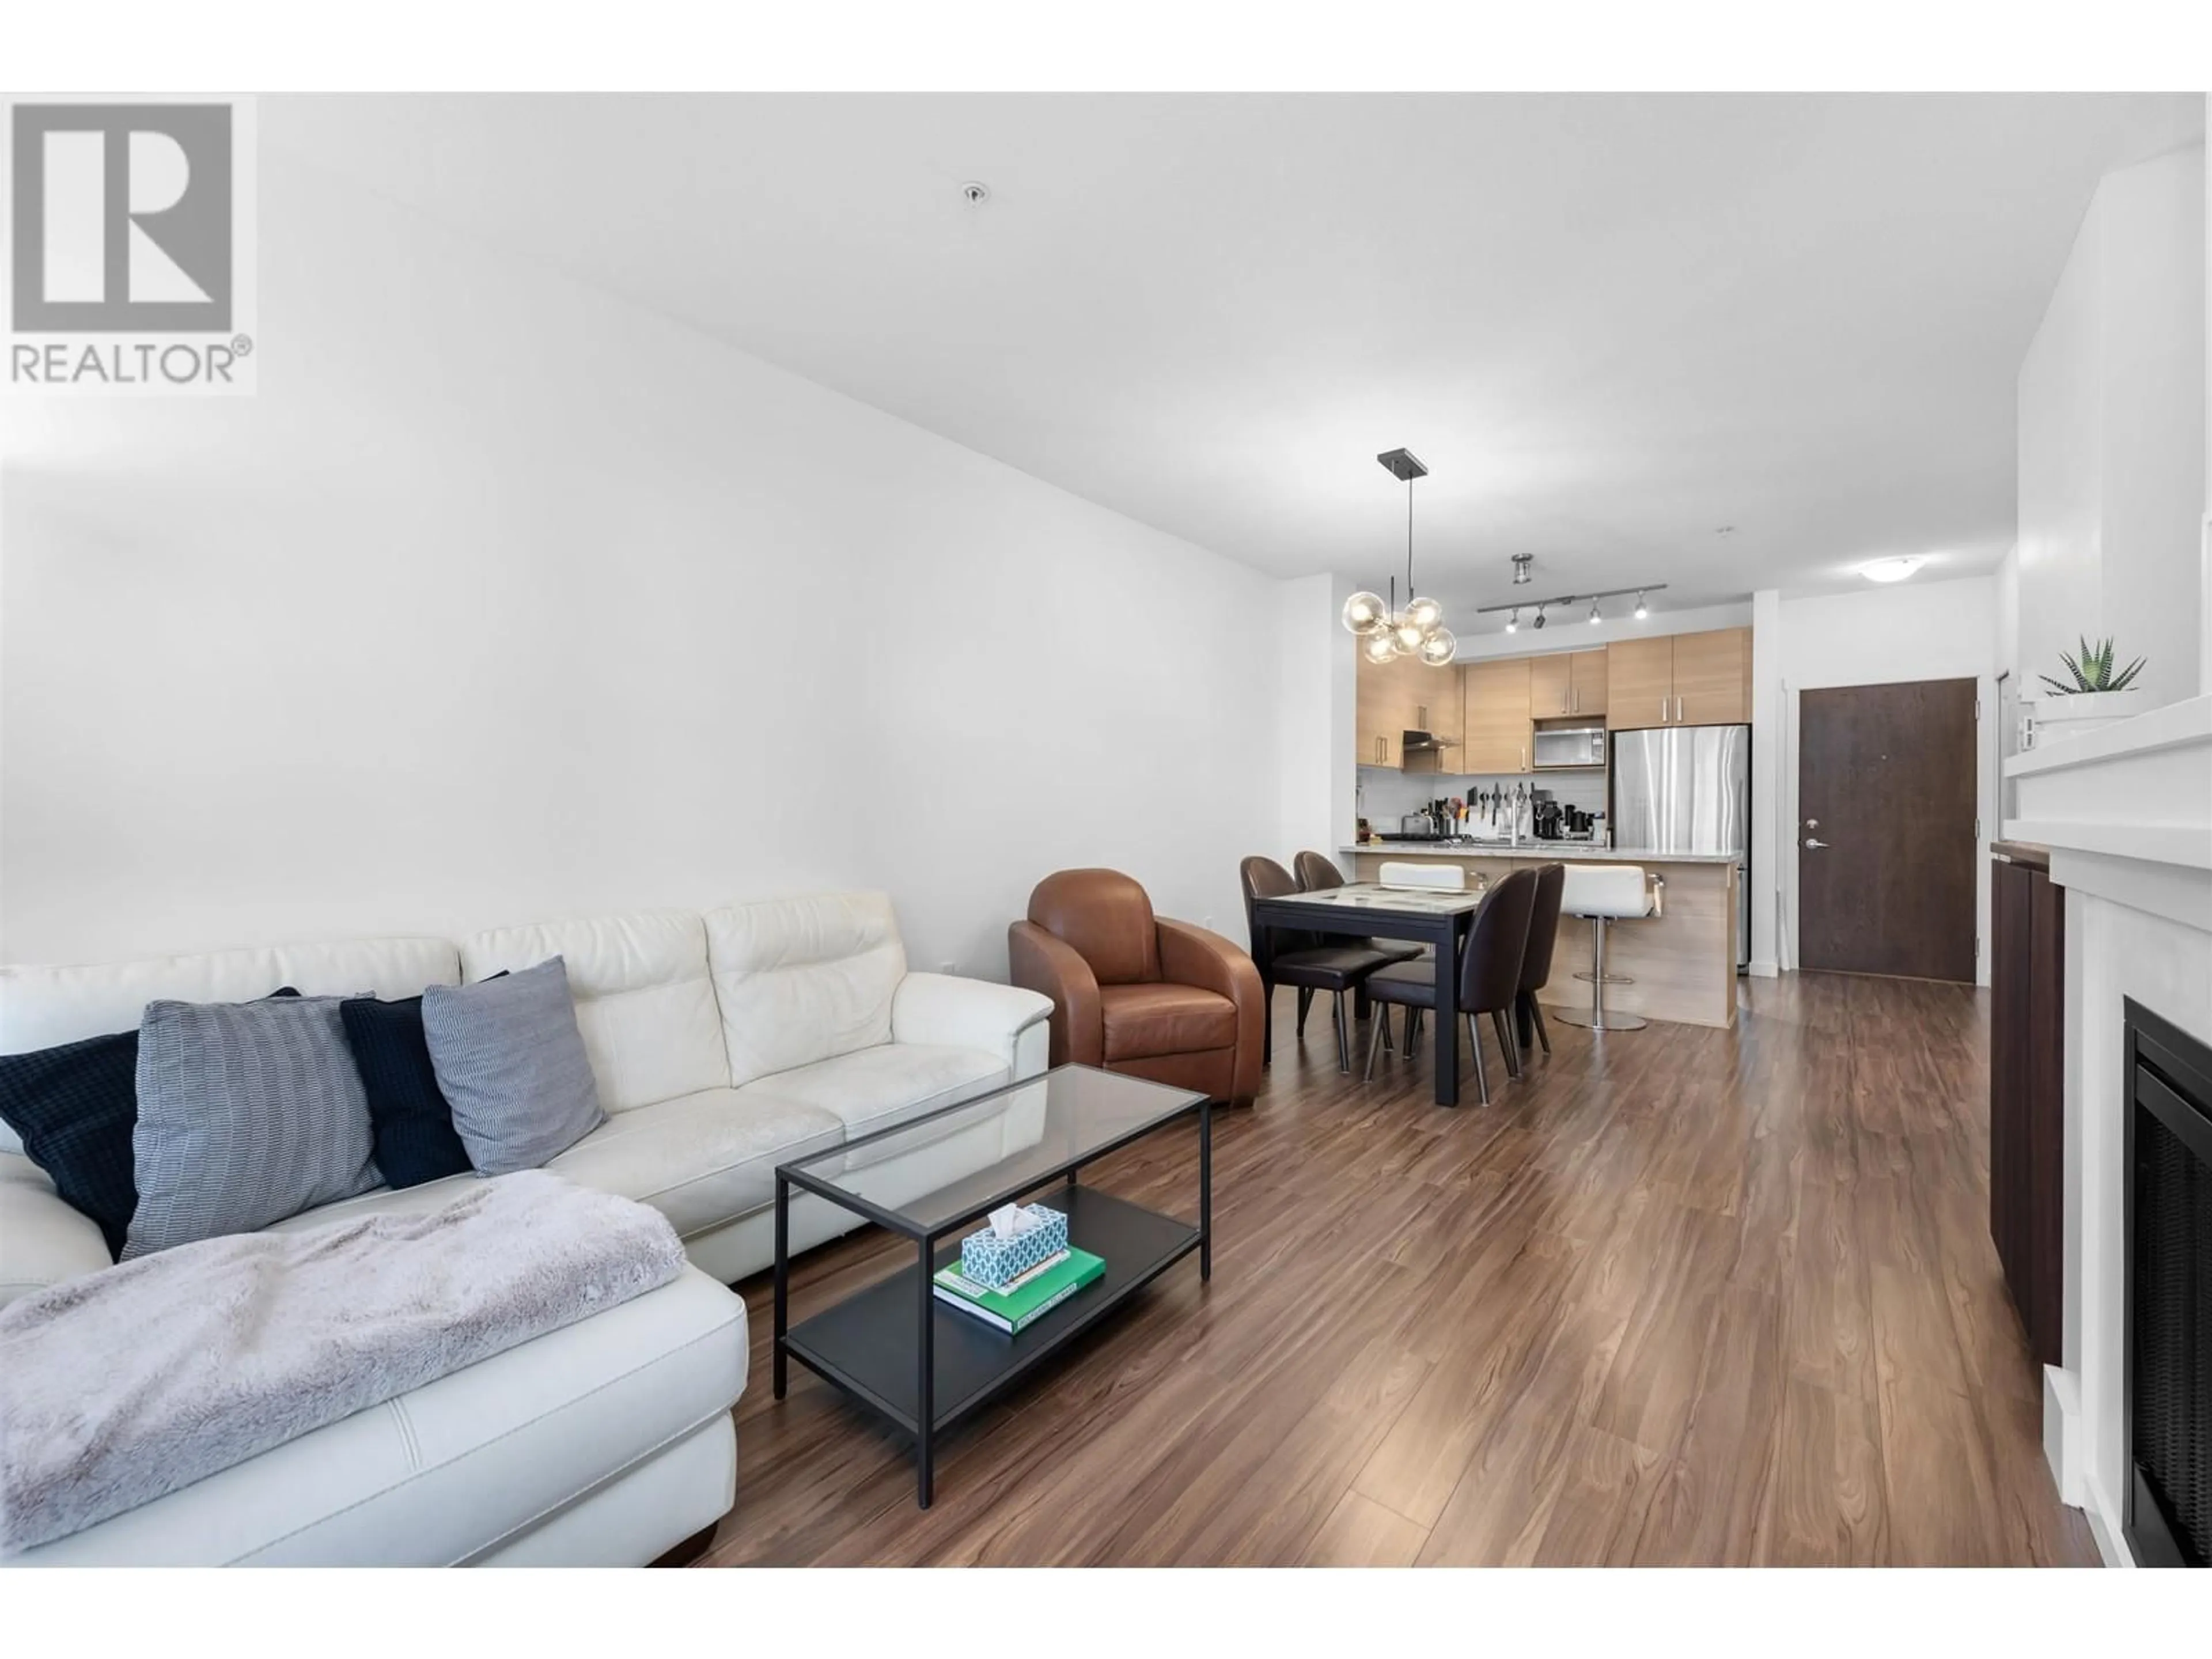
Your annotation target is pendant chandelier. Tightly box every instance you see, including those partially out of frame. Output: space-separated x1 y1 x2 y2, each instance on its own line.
1341 447 1455 668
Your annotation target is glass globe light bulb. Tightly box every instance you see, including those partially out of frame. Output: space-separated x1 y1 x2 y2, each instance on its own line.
1391 615 1427 654
1417 628 1457 667
1340 590 1388 635
1403 594 1444 634
1360 629 1400 665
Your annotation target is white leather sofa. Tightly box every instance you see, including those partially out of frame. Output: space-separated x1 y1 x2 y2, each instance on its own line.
0 890 1052 1565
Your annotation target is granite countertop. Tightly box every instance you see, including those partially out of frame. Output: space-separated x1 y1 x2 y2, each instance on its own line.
1342 842 1741 866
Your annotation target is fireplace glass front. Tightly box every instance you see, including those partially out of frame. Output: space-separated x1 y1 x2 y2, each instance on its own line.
2125 998 2212 1569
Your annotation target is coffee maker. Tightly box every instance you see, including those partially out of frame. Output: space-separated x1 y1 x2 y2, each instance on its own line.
1531 790 1562 841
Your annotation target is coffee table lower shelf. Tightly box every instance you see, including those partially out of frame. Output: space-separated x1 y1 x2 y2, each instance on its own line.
779 1185 1199 1480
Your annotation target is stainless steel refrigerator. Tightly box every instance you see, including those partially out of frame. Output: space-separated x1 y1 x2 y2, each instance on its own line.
1609 724 1752 971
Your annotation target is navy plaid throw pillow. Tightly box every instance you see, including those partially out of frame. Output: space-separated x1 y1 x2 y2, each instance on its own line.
0 1029 140 1257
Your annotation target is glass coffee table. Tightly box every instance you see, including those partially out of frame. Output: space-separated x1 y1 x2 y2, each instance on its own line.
772 1063 1211 1508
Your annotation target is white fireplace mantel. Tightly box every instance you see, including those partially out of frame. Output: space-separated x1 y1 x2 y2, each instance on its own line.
2003 692 2212 1566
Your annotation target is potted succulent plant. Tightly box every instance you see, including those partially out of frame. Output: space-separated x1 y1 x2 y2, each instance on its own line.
2024 635 2149 748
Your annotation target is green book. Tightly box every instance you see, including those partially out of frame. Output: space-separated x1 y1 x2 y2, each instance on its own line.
933 1247 1106 1334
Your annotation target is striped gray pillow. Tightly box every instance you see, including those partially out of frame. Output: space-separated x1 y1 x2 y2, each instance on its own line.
125 995 382 1259
421 956 604 1176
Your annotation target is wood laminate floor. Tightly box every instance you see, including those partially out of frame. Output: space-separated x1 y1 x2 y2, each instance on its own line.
696 973 2097 1567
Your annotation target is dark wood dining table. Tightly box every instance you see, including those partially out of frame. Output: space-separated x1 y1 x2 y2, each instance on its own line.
1249 879 1491 1107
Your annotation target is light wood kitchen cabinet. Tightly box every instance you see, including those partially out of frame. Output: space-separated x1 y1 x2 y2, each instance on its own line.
1460 656 1533 774
1669 628 1750 724
1605 627 1749 729
1355 647 1407 768
1606 637 1677 729
1528 653 1573 718
1354 648 1457 770
1568 649 1608 715
1528 649 1609 718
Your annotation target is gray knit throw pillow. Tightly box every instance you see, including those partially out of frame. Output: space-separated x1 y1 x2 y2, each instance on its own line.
126 995 382 1259
421 956 605 1176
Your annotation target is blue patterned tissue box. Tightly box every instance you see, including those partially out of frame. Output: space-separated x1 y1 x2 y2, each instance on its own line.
959 1203 1070 1290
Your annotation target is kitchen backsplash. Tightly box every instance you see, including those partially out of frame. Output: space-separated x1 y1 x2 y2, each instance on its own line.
1358 766 1607 828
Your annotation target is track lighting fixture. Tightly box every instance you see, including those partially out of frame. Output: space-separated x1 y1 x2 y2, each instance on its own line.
1478 584 1666 628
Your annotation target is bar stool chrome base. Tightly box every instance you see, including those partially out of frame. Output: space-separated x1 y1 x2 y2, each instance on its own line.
1552 1004 1647 1031
1553 910 1647 1032
1570 969 1634 984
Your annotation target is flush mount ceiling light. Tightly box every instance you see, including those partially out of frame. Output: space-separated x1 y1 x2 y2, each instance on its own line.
1511 554 1533 586
1860 556 1925 584
1342 448 1455 668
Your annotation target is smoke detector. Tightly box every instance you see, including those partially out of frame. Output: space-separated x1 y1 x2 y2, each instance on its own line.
960 181 991 207
1511 554 1533 585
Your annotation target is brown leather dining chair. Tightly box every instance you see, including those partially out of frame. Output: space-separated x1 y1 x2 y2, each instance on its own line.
1240 856 1408 1074
1009 869 1264 1107
1515 863 1567 1059
1360 866 1539 1105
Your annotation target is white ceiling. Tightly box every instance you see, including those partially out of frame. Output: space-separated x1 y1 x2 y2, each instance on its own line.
271 93 2202 627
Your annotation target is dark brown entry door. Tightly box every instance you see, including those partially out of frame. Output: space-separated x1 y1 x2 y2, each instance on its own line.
1799 678 1977 981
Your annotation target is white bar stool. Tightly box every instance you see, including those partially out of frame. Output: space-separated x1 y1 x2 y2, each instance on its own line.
1552 865 1654 1032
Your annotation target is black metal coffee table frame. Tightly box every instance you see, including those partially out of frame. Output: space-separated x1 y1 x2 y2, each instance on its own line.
772 1066 1211 1508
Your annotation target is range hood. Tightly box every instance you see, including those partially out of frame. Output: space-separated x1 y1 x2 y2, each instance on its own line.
1402 729 1459 753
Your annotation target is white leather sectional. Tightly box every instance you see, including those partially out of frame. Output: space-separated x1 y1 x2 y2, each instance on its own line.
0 890 1052 1566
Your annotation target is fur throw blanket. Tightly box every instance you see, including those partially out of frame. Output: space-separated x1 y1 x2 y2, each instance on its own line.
0 1171 685 1553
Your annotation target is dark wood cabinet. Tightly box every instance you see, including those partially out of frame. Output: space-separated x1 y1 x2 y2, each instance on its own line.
1989 849 2064 1368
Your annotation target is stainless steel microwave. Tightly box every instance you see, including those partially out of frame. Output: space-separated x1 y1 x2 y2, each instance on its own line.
1531 725 1607 770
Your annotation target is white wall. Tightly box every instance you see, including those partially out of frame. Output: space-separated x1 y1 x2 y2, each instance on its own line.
0 147 1281 971
2017 144 2206 712
1274 574 1354 882
1748 589 1782 976
1770 575 1999 983
1993 544 2021 680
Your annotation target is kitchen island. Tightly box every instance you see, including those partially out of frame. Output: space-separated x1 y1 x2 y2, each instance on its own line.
1342 843 1740 1029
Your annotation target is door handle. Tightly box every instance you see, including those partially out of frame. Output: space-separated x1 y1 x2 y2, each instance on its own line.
1659 696 1667 723
1674 695 1683 722
1804 838 1830 850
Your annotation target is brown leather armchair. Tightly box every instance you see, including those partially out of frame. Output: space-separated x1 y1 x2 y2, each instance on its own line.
1008 869 1264 1107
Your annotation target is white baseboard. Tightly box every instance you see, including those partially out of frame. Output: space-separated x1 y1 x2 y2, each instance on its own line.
1748 959 1778 979
2043 1365 2083 1504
